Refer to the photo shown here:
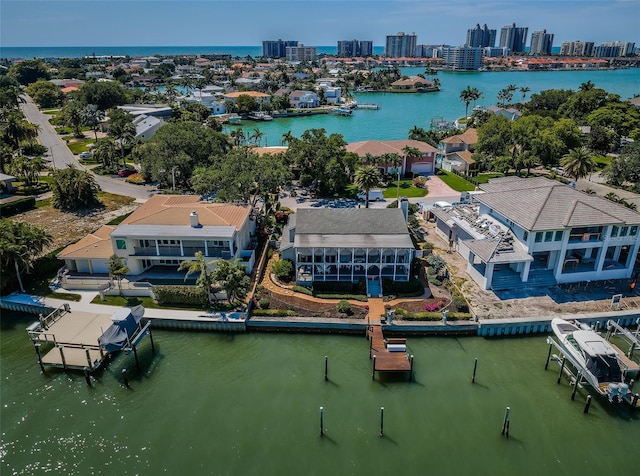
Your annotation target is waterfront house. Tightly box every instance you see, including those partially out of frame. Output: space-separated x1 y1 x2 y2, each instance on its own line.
289 90 320 108
431 177 640 291
346 139 437 175
390 76 437 91
437 128 478 173
58 195 257 279
223 91 271 105
280 207 414 291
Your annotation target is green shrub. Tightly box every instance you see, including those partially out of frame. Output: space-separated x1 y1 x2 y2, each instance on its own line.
452 293 469 312
292 285 313 295
394 308 470 321
383 278 423 295
154 285 207 306
251 309 297 317
427 277 442 286
315 293 368 302
0 196 35 216
271 259 293 280
426 254 446 272
421 241 434 250
258 298 270 309
336 300 352 314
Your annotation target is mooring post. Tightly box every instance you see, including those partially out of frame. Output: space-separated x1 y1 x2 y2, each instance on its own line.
501 407 510 437
472 357 478 383
372 355 376 380
122 368 129 387
148 327 155 353
557 357 566 384
319 407 324 437
379 407 384 437
85 348 92 369
571 373 581 400
545 343 553 370
632 393 639 410
629 343 635 360
33 342 45 373
132 345 140 371
58 345 67 371
629 379 635 392
324 356 328 381
583 395 592 414
409 355 414 382
83 367 91 386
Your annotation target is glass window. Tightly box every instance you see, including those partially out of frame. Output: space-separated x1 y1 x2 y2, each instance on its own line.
555 231 563 241
630 226 638 236
535 232 543 243
544 231 553 242
611 226 619 238
116 239 126 250
523 231 528 241
620 227 628 237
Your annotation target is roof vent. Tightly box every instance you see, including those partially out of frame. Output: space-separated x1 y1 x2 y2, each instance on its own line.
190 210 201 228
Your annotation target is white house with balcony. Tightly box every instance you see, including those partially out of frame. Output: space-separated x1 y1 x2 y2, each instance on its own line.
431 177 640 291
57 195 257 280
280 207 414 295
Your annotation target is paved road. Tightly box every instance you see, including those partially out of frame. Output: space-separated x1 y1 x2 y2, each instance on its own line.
21 95 157 201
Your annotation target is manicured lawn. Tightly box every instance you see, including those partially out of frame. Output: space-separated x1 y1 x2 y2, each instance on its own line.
383 179 428 198
436 170 476 192
473 173 504 184
91 294 235 312
593 155 611 170
68 139 95 154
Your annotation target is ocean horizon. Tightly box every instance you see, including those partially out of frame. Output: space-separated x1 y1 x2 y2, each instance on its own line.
0 45 563 60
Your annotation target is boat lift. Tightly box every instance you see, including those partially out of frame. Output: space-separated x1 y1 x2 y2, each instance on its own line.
605 318 640 360
545 334 640 408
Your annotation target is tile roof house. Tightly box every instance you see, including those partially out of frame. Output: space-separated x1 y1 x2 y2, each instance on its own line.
431 177 640 291
58 195 257 280
438 128 478 174
346 139 438 175
280 207 414 295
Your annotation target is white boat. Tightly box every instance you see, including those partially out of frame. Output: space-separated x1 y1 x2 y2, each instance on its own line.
330 106 352 116
551 318 630 402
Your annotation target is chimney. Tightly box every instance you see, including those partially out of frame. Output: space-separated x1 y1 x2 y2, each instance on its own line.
400 197 409 222
189 210 201 228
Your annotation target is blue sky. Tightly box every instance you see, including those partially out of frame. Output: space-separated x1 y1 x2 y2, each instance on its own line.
2 0 638 47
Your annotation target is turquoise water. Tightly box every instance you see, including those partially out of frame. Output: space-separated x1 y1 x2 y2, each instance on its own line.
1 312 638 475
226 68 640 144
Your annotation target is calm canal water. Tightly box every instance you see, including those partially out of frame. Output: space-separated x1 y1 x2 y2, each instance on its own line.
225 68 640 144
1 312 638 475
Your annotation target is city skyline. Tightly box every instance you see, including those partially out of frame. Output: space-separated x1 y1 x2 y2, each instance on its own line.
1 0 638 48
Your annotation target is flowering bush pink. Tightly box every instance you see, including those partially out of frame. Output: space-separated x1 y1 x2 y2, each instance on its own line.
424 302 441 311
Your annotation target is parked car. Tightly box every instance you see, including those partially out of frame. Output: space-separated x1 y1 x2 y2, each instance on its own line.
79 151 92 159
118 168 137 177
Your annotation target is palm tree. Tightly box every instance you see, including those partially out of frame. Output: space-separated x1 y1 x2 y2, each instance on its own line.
164 84 179 105
560 147 595 181
82 104 105 141
579 80 595 92
281 131 294 146
408 125 426 141
63 102 84 137
354 165 381 208
460 86 474 118
229 128 245 147
250 127 265 146
519 86 530 102
1 108 38 150
108 254 129 296
93 139 118 169
108 119 136 167
178 251 215 306
386 152 404 198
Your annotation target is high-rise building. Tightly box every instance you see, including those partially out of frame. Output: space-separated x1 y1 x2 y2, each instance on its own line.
285 44 317 62
337 39 373 57
499 23 528 53
466 24 496 48
560 41 594 56
441 47 484 70
594 41 636 57
385 32 417 57
262 39 299 58
530 30 554 55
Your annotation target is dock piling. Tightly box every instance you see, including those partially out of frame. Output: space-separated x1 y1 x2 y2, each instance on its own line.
571 373 581 400
33 342 45 373
557 357 566 384
58 345 67 371
324 356 328 381
501 407 510 437
320 407 324 437
583 395 592 413
629 379 635 391
149 327 155 353
83 367 91 386
632 393 639 410
545 342 553 370
122 368 129 387
372 355 376 380
132 345 140 370
410 354 414 381
85 348 92 369
472 357 478 383
379 407 384 437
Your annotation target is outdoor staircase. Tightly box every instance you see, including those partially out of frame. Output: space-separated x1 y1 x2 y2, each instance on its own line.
367 277 382 298
491 269 557 292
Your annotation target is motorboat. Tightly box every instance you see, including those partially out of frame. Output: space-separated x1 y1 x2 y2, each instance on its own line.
551 318 630 402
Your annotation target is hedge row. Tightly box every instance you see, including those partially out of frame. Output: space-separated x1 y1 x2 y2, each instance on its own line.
382 278 423 295
251 309 297 317
315 293 368 302
393 308 471 321
154 285 207 306
292 285 313 295
0 196 35 216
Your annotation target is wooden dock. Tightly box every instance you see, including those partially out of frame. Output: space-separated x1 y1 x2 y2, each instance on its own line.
368 325 412 378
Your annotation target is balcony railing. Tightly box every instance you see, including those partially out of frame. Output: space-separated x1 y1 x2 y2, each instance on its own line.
133 245 231 259
568 232 602 243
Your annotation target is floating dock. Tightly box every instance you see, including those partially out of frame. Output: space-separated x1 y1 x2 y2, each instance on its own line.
368 325 413 379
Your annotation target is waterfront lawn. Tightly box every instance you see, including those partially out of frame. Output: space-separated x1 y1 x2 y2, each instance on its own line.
436 170 476 192
91 295 203 311
383 179 428 198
